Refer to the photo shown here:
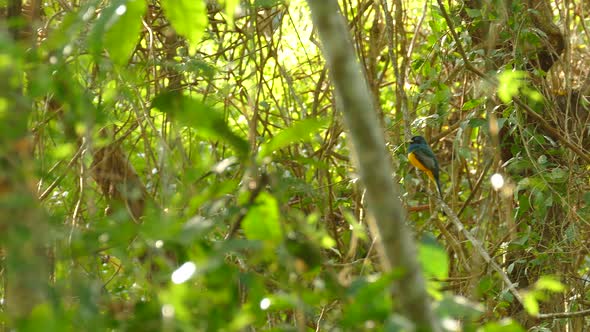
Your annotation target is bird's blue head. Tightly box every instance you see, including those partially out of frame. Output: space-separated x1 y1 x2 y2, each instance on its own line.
409 136 427 145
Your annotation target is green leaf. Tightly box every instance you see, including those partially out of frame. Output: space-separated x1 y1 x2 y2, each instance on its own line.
537 154 548 165
498 70 527 103
152 91 249 158
457 147 472 160
384 315 414 331
50 142 75 159
467 118 487 128
480 319 525 332
285 232 322 270
253 0 282 7
242 192 282 243
161 0 208 49
475 276 494 298
224 0 240 25
342 274 395 327
535 276 565 292
343 210 367 241
418 234 449 280
89 0 146 66
159 283 192 321
548 167 568 183
104 0 147 66
436 295 483 320
258 117 328 160
462 98 484 110
523 291 539 316
262 293 299 311
465 8 481 18
19 303 64 332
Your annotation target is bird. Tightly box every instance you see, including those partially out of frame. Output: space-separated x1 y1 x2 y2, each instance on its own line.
407 135 442 197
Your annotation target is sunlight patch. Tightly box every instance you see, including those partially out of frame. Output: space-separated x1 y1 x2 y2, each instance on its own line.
171 262 196 284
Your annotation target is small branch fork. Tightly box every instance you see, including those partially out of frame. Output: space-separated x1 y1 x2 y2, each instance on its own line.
438 197 525 306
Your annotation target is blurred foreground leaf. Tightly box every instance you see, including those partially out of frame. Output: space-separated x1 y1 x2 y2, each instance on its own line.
160 0 208 50
242 192 282 244
258 117 328 160
152 91 249 158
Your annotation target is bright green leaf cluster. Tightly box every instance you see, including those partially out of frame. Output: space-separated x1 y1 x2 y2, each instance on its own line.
160 0 208 52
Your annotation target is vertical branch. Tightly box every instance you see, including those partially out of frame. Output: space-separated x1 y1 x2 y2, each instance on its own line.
381 0 412 140
6 0 22 40
306 2 440 331
1 0 50 322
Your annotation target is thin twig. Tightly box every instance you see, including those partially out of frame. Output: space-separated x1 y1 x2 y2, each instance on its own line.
457 159 493 218
38 141 86 201
537 308 590 320
438 197 526 307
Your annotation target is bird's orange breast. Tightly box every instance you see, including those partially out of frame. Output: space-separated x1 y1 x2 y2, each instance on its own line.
408 152 435 181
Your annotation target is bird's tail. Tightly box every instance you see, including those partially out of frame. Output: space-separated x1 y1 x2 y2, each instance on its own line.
435 177 443 198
